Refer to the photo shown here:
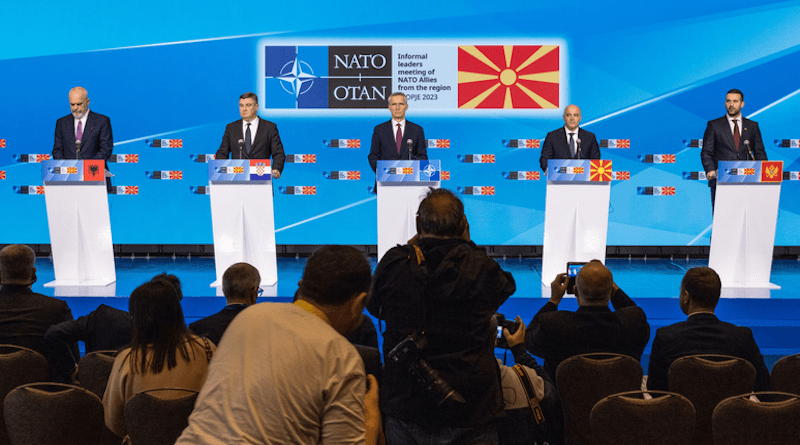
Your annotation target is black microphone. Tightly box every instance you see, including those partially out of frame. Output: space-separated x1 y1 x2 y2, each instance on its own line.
744 140 754 160
75 139 82 159
576 137 582 159
237 139 247 159
407 138 414 160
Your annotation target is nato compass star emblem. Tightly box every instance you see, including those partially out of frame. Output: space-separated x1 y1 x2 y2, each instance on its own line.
422 162 438 179
277 58 318 98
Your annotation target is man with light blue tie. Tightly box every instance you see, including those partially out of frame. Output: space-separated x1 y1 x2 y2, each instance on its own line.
215 92 285 178
539 104 601 172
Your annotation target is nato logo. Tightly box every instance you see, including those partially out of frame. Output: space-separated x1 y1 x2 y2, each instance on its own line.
420 161 441 181
264 46 392 109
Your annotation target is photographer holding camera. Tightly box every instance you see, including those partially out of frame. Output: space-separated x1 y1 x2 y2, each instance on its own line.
368 188 516 445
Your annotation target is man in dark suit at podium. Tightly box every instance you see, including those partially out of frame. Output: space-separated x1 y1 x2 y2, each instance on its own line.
539 104 600 172
368 92 428 173
701 89 767 209
52 87 114 191
215 92 285 178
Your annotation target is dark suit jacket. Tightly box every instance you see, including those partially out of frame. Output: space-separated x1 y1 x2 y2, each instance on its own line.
701 116 767 187
525 288 650 381
52 111 113 161
215 117 286 172
44 304 131 360
368 120 428 172
0 285 79 382
189 304 249 346
540 127 601 171
646 312 770 392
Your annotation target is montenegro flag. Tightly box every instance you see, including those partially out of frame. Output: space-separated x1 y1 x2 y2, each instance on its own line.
590 160 613 181
458 45 559 109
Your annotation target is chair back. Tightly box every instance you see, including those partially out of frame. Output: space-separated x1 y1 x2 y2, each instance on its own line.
668 354 756 445
77 350 118 398
124 388 199 445
591 390 695 445
712 391 800 445
3 383 106 445
770 353 800 396
556 353 643 445
0 345 50 445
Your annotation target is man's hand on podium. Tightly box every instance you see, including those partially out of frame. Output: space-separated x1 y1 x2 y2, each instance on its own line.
272 169 281 179
707 170 717 180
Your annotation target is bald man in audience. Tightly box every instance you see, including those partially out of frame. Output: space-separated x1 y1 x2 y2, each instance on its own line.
525 261 650 382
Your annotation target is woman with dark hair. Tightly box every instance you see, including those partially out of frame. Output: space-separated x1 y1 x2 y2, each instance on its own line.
103 279 215 438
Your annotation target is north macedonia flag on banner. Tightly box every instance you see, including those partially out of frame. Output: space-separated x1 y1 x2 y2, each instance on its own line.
590 160 613 181
458 45 559 109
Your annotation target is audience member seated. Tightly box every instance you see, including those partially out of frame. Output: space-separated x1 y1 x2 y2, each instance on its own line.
525 261 650 384
368 188 516 445
494 315 560 445
189 262 259 345
176 245 382 445
0 244 78 382
647 266 770 391
103 279 215 439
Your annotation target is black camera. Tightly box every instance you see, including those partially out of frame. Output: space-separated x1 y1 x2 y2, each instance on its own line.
387 332 466 406
494 313 521 349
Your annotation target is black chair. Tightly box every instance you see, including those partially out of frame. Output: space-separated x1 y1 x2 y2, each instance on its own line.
556 353 643 445
77 349 118 398
0 345 50 445
770 353 800 396
669 354 756 445
591 390 695 445
124 388 199 445
713 391 800 445
4 383 106 445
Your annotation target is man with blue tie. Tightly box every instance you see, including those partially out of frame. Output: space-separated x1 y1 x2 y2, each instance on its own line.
539 104 601 172
215 92 285 179
368 92 428 173
52 87 114 191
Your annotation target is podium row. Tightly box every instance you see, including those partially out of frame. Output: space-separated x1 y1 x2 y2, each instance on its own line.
41 159 783 298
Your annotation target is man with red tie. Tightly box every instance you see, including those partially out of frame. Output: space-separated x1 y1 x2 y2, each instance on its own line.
368 92 428 173
701 89 768 208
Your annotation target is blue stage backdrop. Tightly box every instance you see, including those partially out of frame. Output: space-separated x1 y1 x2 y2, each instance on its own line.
2 1 800 246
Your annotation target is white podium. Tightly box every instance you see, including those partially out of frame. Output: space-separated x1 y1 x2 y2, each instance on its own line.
541 159 612 297
376 160 441 261
42 160 116 295
709 161 783 297
208 160 277 290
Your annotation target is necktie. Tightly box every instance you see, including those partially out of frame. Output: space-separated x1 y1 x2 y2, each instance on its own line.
569 132 576 158
396 123 402 154
245 123 252 155
733 119 740 150
76 120 83 141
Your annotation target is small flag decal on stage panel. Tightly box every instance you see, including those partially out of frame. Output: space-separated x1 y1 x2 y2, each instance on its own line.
279 186 316 195
108 154 139 163
639 154 676 163
441 171 450 180
427 139 451 148
726 168 756 176
52 167 79 175
774 139 800 148
502 139 540 148
457 186 495 195
760 161 783 182
682 172 707 180
217 166 244 174
190 154 216 163
13 186 45 195
682 139 703 148
590 160 612 181
147 171 183 179
190 186 211 194
250 160 271 180
13 154 50 163
558 166 584 174
324 171 361 180
109 186 139 195
612 171 630 180
502 171 540 180
458 155 495 163
600 139 630 148
0 139 5 148
286 154 317 163
637 186 676 196
386 167 414 175
0 171 5 180
323 139 361 148
148 139 183 147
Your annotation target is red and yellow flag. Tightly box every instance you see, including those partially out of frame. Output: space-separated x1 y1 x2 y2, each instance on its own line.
590 160 613 181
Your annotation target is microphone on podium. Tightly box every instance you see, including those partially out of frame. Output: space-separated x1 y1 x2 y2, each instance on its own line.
237 139 247 159
744 140 754 160
407 139 414 160
576 137 582 159
75 139 82 159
